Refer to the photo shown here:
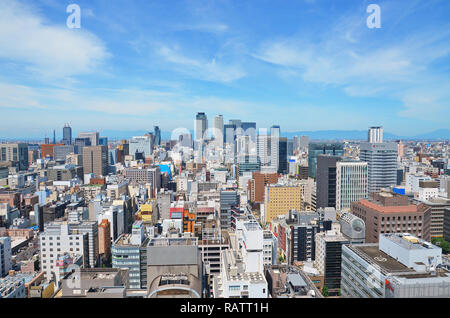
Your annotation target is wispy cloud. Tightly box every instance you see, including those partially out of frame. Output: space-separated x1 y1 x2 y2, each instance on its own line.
157 45 246 83
0 0 109 79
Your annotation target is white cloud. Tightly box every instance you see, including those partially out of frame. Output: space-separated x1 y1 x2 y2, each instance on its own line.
0 0 109 79
253 17 450 120
157 45 246 83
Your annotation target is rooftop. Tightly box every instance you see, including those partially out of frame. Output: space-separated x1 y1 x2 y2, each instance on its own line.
351 244 415 274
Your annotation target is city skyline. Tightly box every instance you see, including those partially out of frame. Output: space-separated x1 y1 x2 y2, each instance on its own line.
1 0 449 138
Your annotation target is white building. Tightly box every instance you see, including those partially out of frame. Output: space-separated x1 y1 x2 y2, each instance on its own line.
405 173 432 193
128 136 153 159
336 161 368 211
263 230 277 266
213 217 268 298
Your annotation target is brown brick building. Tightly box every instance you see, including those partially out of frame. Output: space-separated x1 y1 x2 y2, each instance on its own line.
98 219 111 262
248 172 278 203
351 191 431 243
40 144 64 159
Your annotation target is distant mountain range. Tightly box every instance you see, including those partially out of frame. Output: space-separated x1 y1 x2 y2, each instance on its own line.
282 129 450 141
1 129 449 142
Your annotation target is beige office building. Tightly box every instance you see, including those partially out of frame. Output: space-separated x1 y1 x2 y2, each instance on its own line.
264 185 302 223
83 146 108 177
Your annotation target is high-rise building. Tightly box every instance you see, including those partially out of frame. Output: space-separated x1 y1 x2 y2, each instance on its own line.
360 141 398 194
257 134 271 166
195 112 208 141
270 125 280 172
316 155 342 209
248 172 278 203
98 219 111 262
78 132 100 146
368 126 383 143
308 143 344 179
82 145 108 177
62 124 72 145
154 126 161 146
264 185 302 223
315 227 348 295
336 161 368 211
128 136 153 159
224 123 236 145
242 122 257 143
0 143 29 171
278 137 288 174
39 221 99 282
213 115 224 147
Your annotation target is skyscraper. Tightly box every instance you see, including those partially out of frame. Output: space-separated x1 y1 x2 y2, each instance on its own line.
242 122 257 143
154 126 161 146
129 136 153 159
360 126 398 194
336 161 368 211
257 134 271 166
270 125 280 172
368 126 383 143
316 155 342 209
213 115 224 147
308 143 345 179
195 112 208 141
278 137 288 174
78 132 100 146
360 142 398 194
62 124 72 145
82 145 108 177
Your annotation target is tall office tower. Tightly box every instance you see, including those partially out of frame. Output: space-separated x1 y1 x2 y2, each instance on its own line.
229 119 243 138
308 143 344 179
129 135 153 159
336 161 368 211
287 139 294 156
44 137 50 145
257 134 271 166
213 115 224 147
236 135 253 156
316 155 342 209
299 135 310 151
278 137 288 174
0 143 29 171
153 126 161 146
53 129 56 144
178 133 192 148
368 126 383 143
98 137 108 146
270 125 280 171
62 124 72 145
241 122 257 143
314 228 348 295
78 132 100 146
82 145 108 177
224 123 236 145
195 112 208 141
360 127 398 194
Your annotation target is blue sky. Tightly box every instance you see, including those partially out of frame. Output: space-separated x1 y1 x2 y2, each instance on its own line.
0 0 449 138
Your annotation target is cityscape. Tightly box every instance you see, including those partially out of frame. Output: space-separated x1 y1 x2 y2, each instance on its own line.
1 0 450 305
